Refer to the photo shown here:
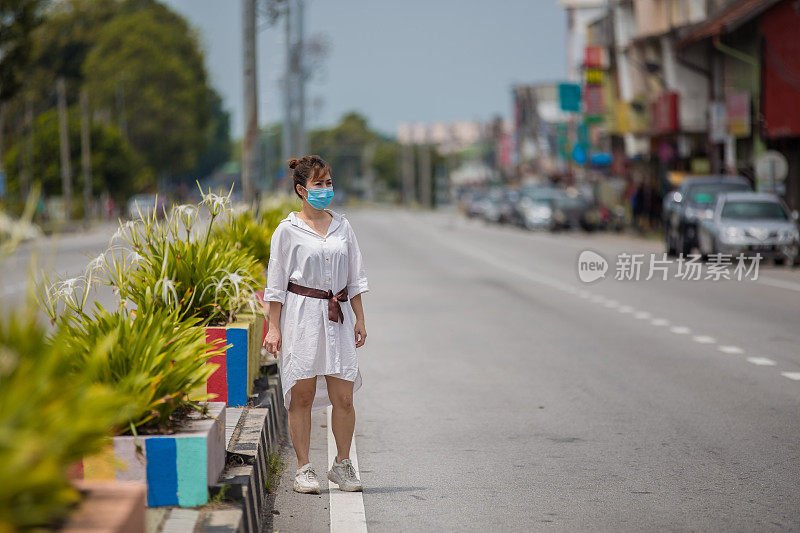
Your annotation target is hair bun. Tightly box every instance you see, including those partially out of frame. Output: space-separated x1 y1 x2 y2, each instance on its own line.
288 158 300 169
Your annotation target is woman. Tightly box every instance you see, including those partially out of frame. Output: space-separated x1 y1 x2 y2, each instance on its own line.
262 154 369 494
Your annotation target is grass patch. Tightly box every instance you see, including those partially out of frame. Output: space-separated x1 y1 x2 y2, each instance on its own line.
265 450 286 493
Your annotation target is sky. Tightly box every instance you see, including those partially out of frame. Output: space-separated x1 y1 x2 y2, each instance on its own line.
162 0 567 138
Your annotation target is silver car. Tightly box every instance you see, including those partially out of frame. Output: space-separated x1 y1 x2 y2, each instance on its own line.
698 192 800 264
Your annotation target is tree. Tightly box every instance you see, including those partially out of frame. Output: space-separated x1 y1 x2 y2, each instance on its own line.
0 0 47 103
175 89 232 184
2 108 152 202
82 2 213 176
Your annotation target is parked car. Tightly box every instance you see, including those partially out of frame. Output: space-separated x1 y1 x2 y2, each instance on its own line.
515 187 560 230
480 189 504 224
497 188 522 225
697 192 800 265
465 191 489 218
549 191 598 232
518 195 556 230
664 175 752 256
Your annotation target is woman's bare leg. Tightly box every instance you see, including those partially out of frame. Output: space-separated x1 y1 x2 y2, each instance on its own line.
325 375 355 461
288 377 317 468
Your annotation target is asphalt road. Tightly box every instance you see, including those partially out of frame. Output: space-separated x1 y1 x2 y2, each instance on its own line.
273 206 800 532
3 208 799 531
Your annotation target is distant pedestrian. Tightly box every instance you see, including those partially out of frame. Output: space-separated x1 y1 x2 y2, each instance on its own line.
263 154 369 494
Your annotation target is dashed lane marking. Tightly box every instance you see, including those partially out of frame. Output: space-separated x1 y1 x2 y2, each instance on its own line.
692 335 716 344
409 216 800 386
718 345 744 355
746 357 777 366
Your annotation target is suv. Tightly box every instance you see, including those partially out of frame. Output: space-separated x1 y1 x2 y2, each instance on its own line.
663 175 752 256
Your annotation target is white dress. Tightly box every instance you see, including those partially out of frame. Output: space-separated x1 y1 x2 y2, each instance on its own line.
263 208 369 411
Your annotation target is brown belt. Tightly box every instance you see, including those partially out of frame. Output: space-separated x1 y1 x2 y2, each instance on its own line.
286 281 349 323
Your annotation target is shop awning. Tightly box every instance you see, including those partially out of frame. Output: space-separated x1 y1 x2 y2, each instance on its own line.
677 0 782 48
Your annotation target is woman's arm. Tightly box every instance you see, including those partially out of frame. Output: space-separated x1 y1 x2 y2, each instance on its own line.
263 300 283 354
350 293 367 348
345 220 369 348
263 225 289 355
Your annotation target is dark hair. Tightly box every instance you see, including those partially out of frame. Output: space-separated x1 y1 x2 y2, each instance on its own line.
288 155 332 200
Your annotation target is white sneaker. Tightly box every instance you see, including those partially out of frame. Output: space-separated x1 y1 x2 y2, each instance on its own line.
327 457 363 492
293 463 321 494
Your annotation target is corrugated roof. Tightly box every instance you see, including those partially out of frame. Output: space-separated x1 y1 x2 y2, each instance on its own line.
678 0 782 48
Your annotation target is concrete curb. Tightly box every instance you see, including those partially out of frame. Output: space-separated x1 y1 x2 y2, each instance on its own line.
145 372 288 533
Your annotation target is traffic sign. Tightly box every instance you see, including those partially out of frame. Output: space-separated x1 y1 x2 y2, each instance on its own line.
559 83 582 113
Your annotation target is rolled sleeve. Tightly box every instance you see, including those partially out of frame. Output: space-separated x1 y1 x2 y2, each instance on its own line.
345 219 370 298
264 226 289 304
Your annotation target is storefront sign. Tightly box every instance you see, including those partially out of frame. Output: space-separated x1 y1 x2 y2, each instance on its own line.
559 83 582 113
584 68 604 85
710 101 727 143
584 85 605 116
652 92 679 134
726 91 751 138
584 46 605 69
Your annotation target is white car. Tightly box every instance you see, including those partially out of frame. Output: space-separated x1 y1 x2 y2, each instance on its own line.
697 192 800 265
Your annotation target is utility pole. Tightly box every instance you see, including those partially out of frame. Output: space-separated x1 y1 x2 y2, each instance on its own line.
24 99 34 197
80 89 93 222
401 143 415 206
282 0 292 163
282 0 307 161
418 143 432 208
294 0 306 155
242 0 258 201
115 80 128 140
362 143 376 202
57 77 73 221
0 104 5 201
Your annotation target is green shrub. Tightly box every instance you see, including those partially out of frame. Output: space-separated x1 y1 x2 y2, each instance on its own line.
56 290 223 434
0 305 132 530
212 209 271 268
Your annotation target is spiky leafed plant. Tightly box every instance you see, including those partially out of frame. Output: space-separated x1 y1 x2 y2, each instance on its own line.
211 208 271 269
56 289 224 433
0 304 132 530
106 184 264 325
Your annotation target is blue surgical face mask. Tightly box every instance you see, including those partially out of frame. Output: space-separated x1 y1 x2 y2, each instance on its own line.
303 185 334 209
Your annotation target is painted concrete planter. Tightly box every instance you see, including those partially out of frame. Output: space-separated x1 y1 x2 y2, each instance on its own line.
195 316 262 407
73 403 226 508
61 480 145 533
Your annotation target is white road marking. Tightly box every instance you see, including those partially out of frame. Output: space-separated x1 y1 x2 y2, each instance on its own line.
757 276 800 293
618 305 634 313
634 311 651 320
692 335 716 344
327 406 367 533
417 219 799 384
718 345 744 354
780 372 800 381
746 357 776 366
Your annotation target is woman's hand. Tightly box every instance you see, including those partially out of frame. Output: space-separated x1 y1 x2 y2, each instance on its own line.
354 319 367 348
263 326 282 356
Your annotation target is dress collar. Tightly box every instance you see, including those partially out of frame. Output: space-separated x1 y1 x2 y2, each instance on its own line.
287 209 343 237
